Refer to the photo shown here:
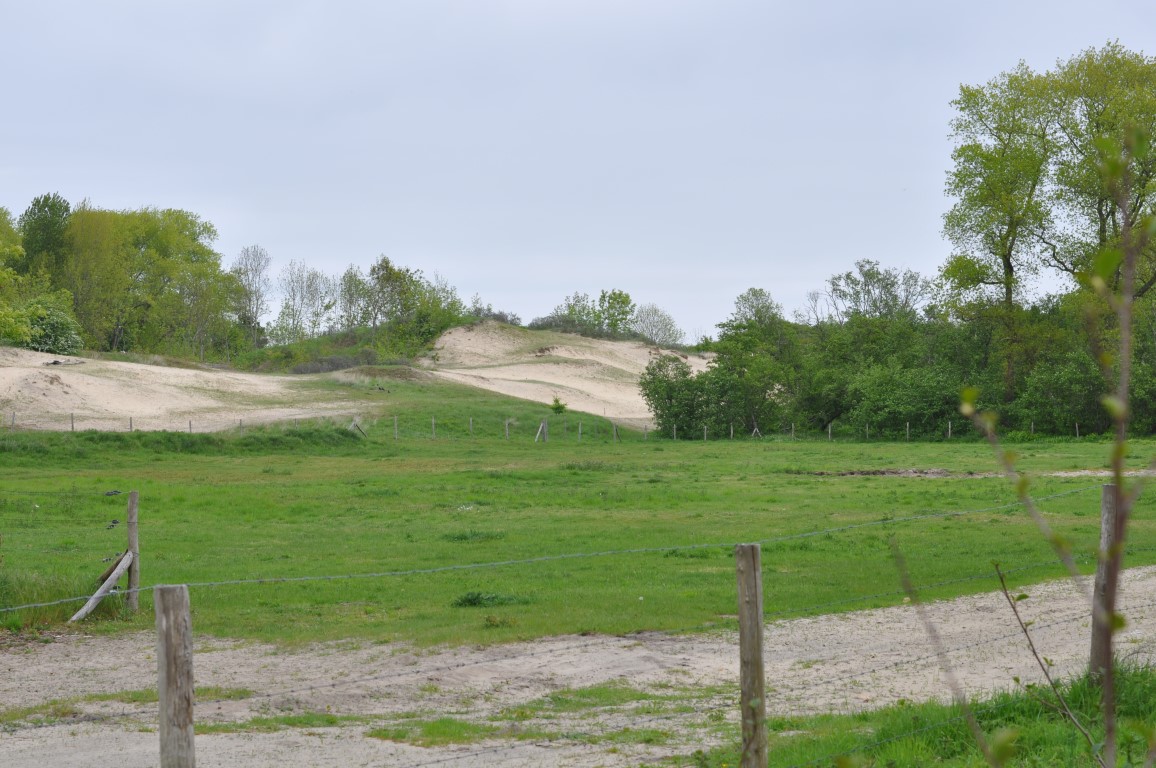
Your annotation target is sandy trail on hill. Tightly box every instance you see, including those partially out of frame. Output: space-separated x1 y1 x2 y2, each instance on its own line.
4 566 1156 767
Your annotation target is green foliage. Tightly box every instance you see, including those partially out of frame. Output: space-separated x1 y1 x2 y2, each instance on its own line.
20 302 83 355
16 192 71 277
550 395 567 415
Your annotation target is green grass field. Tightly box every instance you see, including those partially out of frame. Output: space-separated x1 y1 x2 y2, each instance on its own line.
2 370 1153 648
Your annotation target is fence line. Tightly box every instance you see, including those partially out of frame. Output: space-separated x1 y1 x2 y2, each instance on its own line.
0 485 1104 616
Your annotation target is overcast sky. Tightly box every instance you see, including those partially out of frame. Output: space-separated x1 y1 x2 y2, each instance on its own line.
3 1 1152 340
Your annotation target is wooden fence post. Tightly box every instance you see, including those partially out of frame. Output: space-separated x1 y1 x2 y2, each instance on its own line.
71 412 75 432
432 416 436 439
129 417 133 432
505 419 510 440
394 415 398 440
730 424 734 440
906 421 909 441
1091 484 1122 680
613 423 619 442
188 421 192 434
703 425 707 442
578 422 582 442
1076 422 1080 438
948 420 952 439
828 422 831 441
791 422 795 440
127 491 140 613
673 424 677 441
735 544 767 768
155 584 195 768
644 424 648 441
469 417 473 436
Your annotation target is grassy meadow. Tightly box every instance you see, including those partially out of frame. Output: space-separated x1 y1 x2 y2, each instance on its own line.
2 368 1155 647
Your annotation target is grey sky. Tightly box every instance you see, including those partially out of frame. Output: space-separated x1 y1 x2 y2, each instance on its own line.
3 1 1152 340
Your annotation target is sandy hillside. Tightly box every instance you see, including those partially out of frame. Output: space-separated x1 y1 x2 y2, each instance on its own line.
0 325 703 432
423 321 711 428
0 347 362 432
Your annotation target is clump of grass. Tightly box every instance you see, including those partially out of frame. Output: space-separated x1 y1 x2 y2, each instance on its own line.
442 530 505 543
366 717 498 746
451 592 528 608
197 712 368 734
560 460 617 472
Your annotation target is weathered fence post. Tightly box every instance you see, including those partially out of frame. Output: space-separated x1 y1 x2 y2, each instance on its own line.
505 419 510 440
127 491 140 613
613 423 619 442
703 425 708 442
71 412 75 432
906 421 909 441
730 423 734 440
469 417 473 436
394 415 398 440
155 585 195 768
130 417 134 432
432 416 436 439
735 544 767 768
791 422 795 440
673 424 677 441
578 422 582 442
828 422 831 441
1076 422 1081 438
947 420 951 439
188 420 192 434
1091 484 1122 680
644 424 648 441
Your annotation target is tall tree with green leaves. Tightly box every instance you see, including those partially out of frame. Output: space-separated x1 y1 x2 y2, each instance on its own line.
942 63 1055 400
1042 43 1156 296
17 193 71 278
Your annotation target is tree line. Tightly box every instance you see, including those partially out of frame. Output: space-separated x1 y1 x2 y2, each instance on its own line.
0 195 685 365
642 43 1156 439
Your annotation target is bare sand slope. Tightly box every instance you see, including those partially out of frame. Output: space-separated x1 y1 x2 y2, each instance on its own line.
0 347 361 432
424 321 711 427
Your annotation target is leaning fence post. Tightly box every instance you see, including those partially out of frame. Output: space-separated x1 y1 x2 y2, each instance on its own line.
735 543 767 768
1091 484 1121 680
155 584 195 768
127 491 140 613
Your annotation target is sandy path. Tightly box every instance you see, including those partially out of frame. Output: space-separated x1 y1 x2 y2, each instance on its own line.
4 567 1155 767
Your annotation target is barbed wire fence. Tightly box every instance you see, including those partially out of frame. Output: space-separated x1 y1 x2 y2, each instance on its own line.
3 483 1155 766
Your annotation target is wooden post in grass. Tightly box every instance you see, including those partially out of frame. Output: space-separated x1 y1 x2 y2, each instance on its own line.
735 544 767 768
394 415 398 440
703 425 707 442
730 424 734 440
1091 484 1122 680
644 425 648 441
155 585 195 768
906 421 909 441
469 417 473 436
130 417 133 432
127 491 140 613
791 422 795 440
1076 422 1080 438
432 416 436 439
71 413 74 432
613 423 619 442
673 424 677 441
578 422 582 442
828 422 831 441
188 421 192 434
948 420 952 439
505 419 510 440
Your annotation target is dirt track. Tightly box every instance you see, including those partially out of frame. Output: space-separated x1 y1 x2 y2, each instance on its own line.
4 567 1156 767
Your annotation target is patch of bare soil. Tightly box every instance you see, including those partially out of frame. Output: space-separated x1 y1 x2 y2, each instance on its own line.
0 347 364 432
5 567 1156 767
423 322 711 428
